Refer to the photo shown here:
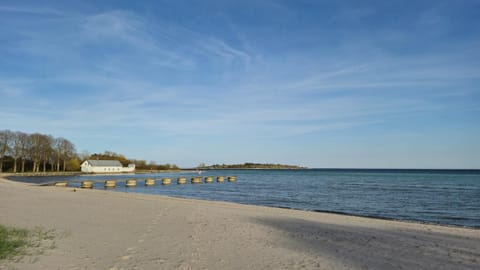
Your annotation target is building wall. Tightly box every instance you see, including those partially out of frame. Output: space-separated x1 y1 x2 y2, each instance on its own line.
81 161 135 173
89 166 122 173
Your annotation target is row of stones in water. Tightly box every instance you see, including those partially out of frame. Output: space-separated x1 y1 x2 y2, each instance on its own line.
57 176 237 188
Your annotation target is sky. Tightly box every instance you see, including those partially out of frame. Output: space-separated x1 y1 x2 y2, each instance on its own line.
1 0 479 169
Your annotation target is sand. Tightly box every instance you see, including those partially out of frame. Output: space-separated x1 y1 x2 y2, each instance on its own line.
0 177 479 270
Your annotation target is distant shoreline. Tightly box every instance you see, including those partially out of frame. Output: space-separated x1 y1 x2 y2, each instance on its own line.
198 162 307 170
198 168 307 170
2 168 479 178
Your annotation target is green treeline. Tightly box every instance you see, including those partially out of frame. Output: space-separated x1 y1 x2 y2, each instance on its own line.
0 129 178 173
0 130 77 173
200 163 306 169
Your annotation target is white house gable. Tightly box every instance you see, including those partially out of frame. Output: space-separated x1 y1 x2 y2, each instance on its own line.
81 160 135 173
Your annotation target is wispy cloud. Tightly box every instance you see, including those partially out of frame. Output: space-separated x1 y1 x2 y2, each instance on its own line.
78 9 253 72
0 5 63 15
80 10 195 69
282 64 371 91
193 36 252 64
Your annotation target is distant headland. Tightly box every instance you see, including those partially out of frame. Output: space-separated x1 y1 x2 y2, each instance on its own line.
199 163 307 170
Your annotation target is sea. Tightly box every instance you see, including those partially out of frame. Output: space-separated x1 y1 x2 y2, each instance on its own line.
10 169 480 228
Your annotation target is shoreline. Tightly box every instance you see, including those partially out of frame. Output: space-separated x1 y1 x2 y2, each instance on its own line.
1 177 479 269
5 167 478 177
5 174 480 230
107 189 480 230
0 170 188 178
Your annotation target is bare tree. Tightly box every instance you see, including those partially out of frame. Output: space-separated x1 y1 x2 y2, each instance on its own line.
29 133 43 172
53 138 63 171
40 135 53 172
0 130 14 172
11 131 27 173
61 139 76 171
78 150 90 163
63 140 78 171
48 143 56 172
17 132 30 173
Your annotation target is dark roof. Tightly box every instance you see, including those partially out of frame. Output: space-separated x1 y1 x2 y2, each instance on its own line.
86 160 123 167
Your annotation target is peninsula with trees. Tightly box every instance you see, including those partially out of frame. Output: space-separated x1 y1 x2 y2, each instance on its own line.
199 163 306 170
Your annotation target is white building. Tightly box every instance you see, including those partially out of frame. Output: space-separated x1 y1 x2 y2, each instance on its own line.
81 160 135 173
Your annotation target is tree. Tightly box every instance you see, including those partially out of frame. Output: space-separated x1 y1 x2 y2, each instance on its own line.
11 131 28 173
39 135 53 172
78 150 90 163
53 138 62 171
53 138 75 171
0 130 13 172
148 160 157 170
64 158 80 171
29 133 43 173
61 139 76 171
135 160 147 169
17 132 30 173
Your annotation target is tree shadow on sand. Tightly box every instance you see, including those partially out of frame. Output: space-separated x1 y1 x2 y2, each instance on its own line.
254 217 480 270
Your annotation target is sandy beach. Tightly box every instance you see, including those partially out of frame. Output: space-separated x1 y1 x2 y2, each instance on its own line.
0 177 479 270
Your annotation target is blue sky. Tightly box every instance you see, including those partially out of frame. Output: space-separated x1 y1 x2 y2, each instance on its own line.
1 0 479 168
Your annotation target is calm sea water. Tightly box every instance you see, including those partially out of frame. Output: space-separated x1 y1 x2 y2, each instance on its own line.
11 169 480 228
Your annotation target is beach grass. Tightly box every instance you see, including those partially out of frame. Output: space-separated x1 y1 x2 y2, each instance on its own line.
0 224 56 261
0 224 29 260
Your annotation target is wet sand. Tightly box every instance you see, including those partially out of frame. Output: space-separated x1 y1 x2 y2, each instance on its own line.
0 177 479 270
